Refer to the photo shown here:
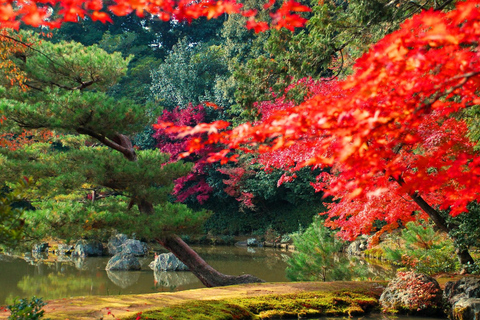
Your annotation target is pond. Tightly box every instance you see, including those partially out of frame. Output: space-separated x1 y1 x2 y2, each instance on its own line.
0 245 394 305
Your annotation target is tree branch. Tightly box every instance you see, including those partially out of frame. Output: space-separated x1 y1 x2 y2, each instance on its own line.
415 70 480 114
393 175 451 233
76 127 137 161
435 0 455 11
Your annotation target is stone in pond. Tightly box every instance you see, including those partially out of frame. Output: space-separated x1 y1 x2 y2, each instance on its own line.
122 239 149 256
150 253 189 272
105 252 141 271
72 240 104 257
246 238 258 247
107 234 128 255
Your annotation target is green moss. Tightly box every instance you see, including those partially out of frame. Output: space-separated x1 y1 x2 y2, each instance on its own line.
124 300 254 320
123 290 379 320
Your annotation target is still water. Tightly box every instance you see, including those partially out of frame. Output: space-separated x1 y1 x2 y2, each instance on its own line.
0 245 394 305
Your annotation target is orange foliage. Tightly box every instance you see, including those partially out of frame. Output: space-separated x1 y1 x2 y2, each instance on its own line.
0 129 54 150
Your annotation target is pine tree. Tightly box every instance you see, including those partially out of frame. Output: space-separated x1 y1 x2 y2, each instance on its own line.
0 30 263 287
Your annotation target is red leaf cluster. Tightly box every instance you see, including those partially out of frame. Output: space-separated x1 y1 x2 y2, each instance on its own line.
0 0 310 32
166 0 480 239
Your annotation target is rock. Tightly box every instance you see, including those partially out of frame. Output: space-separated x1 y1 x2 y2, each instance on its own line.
32 243 49 253
72 240 104 257
150 253 189 272
246 238 258 247
345 238 368 256
380 272 442 315
107 234 148 256
107 234 128 255
444 277 480 320
105 252 141 271
122 239 148 256
57 244 74 256
451 298 480 320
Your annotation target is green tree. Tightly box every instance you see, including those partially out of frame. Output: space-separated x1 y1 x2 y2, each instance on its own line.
0 178 31 247
384 221 458 275
286 217 352 282
0 31 262 287
150 38 229 109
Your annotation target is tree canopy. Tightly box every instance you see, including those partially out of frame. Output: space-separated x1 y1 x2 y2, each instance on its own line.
160 0 480 266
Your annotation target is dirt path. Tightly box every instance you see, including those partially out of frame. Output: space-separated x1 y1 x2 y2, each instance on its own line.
0 281 384 320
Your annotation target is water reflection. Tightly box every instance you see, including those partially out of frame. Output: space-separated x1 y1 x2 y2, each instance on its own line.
154 271 197 289
106 270 141 288
0 245 395 305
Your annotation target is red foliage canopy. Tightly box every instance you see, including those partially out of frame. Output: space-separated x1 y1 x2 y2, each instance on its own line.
0 0 309 32
164 0 480 239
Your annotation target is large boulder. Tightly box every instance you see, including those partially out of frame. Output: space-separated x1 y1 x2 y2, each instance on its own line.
444 277 480 320
105 252 141 271
123 239 149 256
107 234 148 256
149 253 189 272
380 271 443 315
72 240 104 257
107 234 128 255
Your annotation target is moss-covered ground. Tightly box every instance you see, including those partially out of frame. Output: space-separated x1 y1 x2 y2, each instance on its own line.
0 281 385 320
124 290 380 320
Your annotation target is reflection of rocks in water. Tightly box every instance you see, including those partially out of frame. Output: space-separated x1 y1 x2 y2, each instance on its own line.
0 254 15 262
247 247 256 253
73 256 106 271
107 270 140 288
348 256 396 280
23 252 49 265
154 271 197 289
32 251 49 261
56 255 72 263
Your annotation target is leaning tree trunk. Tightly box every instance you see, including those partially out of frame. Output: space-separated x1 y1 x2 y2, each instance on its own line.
81 130 264 287
395 176 475 268
157 235 264 287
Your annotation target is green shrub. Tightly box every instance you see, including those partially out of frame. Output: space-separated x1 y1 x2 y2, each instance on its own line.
286 218 353 281
384 221 457 275
7 297 48 320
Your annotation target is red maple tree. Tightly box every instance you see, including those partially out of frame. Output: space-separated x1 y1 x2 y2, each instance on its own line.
164 0 480 266
0 0 310 32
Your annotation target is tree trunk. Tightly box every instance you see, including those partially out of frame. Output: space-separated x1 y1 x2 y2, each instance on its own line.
395 176 475 268
87 131 265 287
156 234 265 287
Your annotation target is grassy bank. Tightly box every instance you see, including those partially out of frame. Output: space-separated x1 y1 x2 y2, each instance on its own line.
123 290 380 320
10 282 384 320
